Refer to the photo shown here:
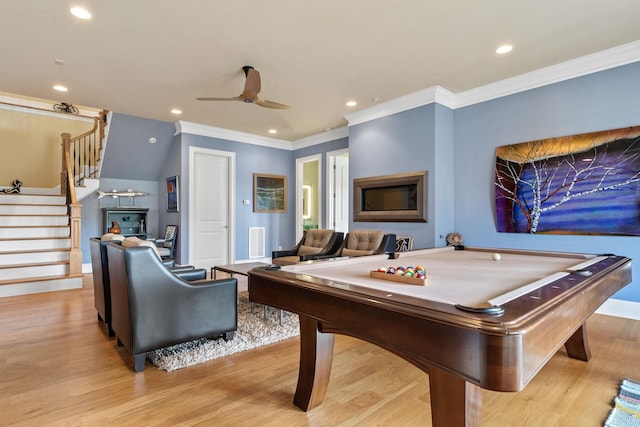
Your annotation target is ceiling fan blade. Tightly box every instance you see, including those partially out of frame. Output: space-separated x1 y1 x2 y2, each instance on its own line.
241 68 261 99
255 99 292 109
196 96 242 101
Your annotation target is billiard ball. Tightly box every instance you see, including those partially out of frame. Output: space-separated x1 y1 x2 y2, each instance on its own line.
377 267 386 273
492 253 501 261
386 267 396 274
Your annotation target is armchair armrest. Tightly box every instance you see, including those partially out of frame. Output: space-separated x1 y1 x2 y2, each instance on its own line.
173 267 207 281
272 248 299 258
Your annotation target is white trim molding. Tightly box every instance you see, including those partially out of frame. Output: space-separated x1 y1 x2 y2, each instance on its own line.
345 86 455 127
346 40 640 127
176 121 291 150
596 298 640 320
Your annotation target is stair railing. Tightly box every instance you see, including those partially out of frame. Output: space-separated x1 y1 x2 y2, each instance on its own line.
60 110 108 277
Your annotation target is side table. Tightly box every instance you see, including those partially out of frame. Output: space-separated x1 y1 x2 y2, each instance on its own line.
211 262 284 325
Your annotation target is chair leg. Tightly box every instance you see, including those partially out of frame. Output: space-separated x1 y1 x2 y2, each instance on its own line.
133 353 146 372
223 331 235 341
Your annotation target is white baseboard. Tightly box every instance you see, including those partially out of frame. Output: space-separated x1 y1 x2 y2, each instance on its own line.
0 277 83 298
595 298 640 320
234 257 272 264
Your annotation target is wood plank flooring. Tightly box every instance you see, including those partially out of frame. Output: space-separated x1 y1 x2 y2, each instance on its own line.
0 275 638 426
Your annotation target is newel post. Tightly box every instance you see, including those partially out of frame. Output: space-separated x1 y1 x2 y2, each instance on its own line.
68 202 82 276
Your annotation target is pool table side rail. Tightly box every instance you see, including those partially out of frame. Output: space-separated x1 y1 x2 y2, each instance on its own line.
247 254 631 391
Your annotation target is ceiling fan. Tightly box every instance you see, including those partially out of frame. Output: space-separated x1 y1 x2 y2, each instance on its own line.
197 66 292 109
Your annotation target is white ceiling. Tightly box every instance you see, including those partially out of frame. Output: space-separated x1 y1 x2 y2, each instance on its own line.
1 1 639 142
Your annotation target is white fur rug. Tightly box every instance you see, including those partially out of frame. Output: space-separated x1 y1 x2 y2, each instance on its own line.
147 292 299 371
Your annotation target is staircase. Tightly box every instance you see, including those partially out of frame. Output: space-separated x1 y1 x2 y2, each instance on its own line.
0 193 82 297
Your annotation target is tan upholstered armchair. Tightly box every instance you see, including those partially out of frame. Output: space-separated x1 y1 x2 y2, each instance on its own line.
309 230 396 260
271 229 344 266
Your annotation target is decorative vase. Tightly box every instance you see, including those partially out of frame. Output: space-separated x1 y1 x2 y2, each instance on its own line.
109 221 121 234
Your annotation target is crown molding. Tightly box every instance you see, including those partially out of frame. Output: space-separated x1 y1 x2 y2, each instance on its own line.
0 94 98 121
344 40 640 127
452 40 640 108
292 127 349 150
344 86 455 127
175 120 292 150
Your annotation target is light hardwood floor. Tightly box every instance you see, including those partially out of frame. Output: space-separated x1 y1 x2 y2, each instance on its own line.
0 275 638 426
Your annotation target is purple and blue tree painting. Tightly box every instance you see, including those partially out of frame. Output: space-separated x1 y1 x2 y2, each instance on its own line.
495 126 640 235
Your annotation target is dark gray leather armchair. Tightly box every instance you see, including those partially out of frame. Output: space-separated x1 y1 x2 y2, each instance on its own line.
106 243 237 372
90 237 207 337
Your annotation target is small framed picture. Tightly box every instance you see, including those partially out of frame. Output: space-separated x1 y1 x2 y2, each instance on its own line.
166 176 179 212
254 173 287 213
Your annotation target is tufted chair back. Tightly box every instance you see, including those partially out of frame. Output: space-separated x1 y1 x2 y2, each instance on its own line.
271 229 344 265
341 230 386 257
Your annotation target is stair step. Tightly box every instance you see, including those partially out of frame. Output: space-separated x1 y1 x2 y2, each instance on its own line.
0 250 70 266
0 214 69 226
0 261 69 281
0 226 70 239
0 275 83 297
0 205 68 215
0 194 66 205
0 237 71 252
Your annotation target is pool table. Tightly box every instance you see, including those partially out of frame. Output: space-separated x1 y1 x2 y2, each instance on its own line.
247 246 632 427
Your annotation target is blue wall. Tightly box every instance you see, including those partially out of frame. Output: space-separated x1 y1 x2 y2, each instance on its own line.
178 133 294 262
293 136 349 229
101 114 176 180
348 103 455 250
453 62 640 302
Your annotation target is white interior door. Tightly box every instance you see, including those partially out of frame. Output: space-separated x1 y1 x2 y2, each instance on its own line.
333 153 349 233
189 147 235 268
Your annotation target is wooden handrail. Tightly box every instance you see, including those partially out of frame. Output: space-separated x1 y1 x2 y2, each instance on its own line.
60 110 108 278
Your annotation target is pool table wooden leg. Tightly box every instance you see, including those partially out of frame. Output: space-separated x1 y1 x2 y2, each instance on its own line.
429 365 482 427
564 323 591 361
293 315 335 411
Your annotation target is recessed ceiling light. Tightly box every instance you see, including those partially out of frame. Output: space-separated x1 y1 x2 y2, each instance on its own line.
496 44 513 55
53 85 68 92
170 109 182 115
268 129 278 134
346 100 357 107
70 7 92 20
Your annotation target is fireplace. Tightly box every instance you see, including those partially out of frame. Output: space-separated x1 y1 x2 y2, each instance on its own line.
353 171 427 222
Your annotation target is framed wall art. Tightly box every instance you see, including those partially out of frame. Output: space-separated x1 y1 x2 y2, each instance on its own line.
166 176 179 212
495 125 640 235
254 173 287 213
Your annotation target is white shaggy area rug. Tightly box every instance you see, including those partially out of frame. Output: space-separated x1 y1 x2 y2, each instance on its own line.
147 292 299 371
